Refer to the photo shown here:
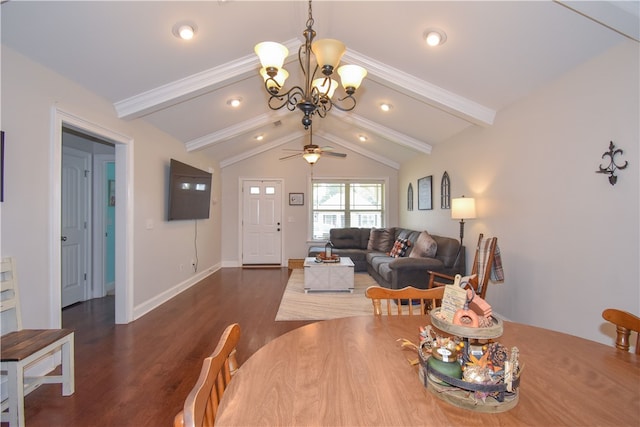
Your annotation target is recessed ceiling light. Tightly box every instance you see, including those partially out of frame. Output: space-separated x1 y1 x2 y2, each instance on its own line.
172 22 197 40
380 103 393 112
358 135 368 142
424 29 447 47
227 98 242 108
254 134 264 141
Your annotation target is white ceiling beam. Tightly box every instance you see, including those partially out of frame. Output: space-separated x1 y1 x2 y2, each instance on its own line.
219 130 306 168
115 37 495 131
185 110 289 151
315 131 400 170
555 1 640 42
114 39 300 120
330 110 432 155
343 50 496 127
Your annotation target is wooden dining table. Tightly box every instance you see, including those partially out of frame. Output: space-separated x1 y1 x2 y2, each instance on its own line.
215 315 639 426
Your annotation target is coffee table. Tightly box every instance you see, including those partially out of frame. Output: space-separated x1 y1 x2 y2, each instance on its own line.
303 257 355 293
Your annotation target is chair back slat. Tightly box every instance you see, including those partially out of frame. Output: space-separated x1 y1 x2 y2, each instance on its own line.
1 257 22 335
469 234 498 299
176 323 241 427
602 308 640 354
365 286 445 316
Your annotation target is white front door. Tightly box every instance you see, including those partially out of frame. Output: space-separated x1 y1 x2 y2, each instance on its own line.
61 146 90 307
242 180 282 265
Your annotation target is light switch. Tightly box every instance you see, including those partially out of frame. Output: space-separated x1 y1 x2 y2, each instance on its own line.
145 219 154 230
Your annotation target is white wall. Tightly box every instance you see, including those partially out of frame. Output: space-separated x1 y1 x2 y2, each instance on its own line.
399 40 639 345
220 137 399 265
0 47 222 326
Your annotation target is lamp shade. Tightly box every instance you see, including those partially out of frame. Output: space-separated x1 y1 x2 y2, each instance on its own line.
451 197 476 220
313 77 338 98
260 67 289 91
311 38 345 72
337 64 367 91
254 42 289 70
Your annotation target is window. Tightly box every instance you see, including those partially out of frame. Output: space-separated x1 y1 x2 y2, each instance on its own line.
311 180 385 240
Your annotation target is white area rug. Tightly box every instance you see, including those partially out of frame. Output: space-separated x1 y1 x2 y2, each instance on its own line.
275 269 376 321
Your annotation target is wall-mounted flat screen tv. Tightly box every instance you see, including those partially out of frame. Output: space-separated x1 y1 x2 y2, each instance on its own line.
168 159 212 221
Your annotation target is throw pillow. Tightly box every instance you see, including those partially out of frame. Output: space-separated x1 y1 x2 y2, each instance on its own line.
409 231 438 258
388 238 411 258
367 228 395 252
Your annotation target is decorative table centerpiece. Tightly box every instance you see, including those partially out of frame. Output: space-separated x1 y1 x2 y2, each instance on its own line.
403 275 523 412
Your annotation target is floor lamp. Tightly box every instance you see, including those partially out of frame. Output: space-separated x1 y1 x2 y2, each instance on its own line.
451 196 476 247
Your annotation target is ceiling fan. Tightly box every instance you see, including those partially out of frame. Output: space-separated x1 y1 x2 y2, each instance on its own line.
279 129 346 165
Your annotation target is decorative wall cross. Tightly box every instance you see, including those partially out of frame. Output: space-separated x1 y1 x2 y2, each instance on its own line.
596 141 628 186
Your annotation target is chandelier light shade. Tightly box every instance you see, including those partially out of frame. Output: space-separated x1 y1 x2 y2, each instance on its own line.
254 0 367 129
254 42 289 71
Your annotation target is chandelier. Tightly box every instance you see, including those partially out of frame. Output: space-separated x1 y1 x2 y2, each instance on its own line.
254 0 367 129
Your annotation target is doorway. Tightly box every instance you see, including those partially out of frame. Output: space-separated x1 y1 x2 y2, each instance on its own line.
241 179 283 265
61 129 116 308
52 108 133 325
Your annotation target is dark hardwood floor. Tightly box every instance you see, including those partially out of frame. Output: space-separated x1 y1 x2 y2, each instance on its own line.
19 267 313 427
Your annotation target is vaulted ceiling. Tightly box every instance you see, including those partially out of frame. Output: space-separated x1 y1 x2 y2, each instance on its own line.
2 1 637 169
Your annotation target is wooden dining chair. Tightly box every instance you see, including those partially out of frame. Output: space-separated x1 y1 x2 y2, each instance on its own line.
365 285 445 316
602 308 640 354
428 233 499 300
0 257 75 427
174 323 241 427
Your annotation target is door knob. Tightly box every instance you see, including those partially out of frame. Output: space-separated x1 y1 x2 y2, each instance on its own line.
61 236 68 242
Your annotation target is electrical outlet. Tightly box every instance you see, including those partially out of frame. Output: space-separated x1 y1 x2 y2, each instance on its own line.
179 264 184 271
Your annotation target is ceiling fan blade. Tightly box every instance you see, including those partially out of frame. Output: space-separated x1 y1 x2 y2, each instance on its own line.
279 153 303 160
323 151 347 158
320 146 335 151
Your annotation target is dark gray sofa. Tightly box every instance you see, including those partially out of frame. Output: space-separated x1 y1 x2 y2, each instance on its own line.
308 227 465 290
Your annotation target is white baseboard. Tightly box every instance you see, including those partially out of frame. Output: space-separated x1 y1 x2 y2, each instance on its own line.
132 263 221 320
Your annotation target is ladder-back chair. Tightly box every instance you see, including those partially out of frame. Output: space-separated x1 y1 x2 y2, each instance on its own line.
602 308 640 354
1 257 75 427
174 323 241 427
428 233 499 300
365 286 445 316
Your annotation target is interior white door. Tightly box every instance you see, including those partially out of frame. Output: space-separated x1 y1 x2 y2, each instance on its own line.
61 146 90 307
242 180 282 265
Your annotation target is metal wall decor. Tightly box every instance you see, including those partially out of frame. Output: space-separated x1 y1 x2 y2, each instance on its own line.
440 171 450 209
596 141 628 186
407 183 414 211
418 176 433 210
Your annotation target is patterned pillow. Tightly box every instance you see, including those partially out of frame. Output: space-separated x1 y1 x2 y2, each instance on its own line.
388 238 411 258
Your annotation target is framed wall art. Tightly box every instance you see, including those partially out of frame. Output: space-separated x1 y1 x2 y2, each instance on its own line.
417 175 432 210
289 193 304 206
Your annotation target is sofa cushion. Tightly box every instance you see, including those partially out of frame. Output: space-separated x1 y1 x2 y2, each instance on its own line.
330 228 362 249
409 231 438 258
367 228 395 252
389 238 411 258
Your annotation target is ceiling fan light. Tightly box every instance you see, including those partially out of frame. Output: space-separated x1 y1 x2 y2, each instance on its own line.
337 64 367 93
254 42 289 71
313 77 338 99
303 152 320 164
311 38 346 75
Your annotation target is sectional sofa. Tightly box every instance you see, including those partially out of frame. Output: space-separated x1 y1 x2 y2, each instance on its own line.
308 227 465 290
